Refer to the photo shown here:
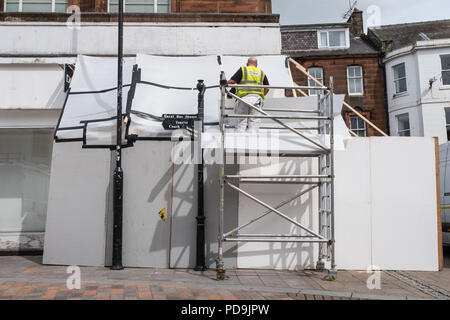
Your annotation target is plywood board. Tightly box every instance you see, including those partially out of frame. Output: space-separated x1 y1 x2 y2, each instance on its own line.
370 137 439 271
43 142 111 266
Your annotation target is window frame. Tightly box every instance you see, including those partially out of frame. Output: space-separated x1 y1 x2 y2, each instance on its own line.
108 0 170 13
347 65 364 96
349 116 367 137
307 67 324 96
392 62 408 95
445 107 450 141
4 0 67 12
317 29 349 49
396 113 411 137
441 55 450 86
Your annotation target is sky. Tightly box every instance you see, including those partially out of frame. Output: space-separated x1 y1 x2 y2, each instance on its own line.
272 0 450 28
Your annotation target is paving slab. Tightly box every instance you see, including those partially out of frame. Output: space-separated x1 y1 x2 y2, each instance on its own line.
0 255 448 300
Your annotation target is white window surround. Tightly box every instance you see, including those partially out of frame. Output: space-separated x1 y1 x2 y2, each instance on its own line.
396 113 411 137
441 54 450 87
445 107 450 141
308 67 323 96
347 65 364 96
317 29 350 49
392 62 407 95
4 0 67 12
108 0 170 13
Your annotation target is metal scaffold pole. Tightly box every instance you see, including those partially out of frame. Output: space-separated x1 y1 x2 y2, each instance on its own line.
325 76 337 281
216 81 337 281
216 85 226 280
111 0 124 271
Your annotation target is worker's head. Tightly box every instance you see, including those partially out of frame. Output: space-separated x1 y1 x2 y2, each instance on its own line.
247 57 258 67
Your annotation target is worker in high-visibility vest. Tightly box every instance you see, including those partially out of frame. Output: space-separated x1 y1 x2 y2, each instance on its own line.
227 57 269 132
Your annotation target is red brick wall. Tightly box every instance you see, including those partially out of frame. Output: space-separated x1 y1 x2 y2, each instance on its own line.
0 0 272 14
289 56 388 137
179 0 271 13
69 0 106 12
68 0 272 13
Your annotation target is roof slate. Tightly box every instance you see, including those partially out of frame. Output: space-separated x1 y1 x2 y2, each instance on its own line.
368 19 450 51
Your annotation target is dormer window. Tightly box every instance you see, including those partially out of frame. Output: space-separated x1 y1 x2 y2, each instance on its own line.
318 29 349 49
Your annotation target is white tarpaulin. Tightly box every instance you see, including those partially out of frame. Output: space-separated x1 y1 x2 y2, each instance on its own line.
55 55 135 143
55 54 350 151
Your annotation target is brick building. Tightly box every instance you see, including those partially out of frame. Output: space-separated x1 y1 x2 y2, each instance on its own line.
1 0 272 16
281 9 389 137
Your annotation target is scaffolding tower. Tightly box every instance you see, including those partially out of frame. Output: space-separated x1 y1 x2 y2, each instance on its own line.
216 78 337 281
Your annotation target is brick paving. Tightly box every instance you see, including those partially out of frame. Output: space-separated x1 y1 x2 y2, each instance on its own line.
0 254 448 300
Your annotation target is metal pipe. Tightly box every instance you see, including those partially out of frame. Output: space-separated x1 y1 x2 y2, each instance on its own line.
227 91 329 152
195 80 207 271
259 126 320 130
262 108 320 113
225 114 330 120
227 84 330 91
225 175 330 179
317 93 325 267
225 181 326 240
329 77 337 273
233 234 319 237
226 107 320 114
224 125 320 130
111 0 124 271
237 180 324 184
216 85 226 279
223 185 318 238
224 238 329 243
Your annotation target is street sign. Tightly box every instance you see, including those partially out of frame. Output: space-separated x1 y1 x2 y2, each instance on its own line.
162 114 198 130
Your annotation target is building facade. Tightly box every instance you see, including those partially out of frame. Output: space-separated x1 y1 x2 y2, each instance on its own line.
1 0 272 14
0 0 279 253
281 9 389 137
368 20 450 144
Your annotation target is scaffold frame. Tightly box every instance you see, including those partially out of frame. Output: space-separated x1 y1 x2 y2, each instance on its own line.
216 78 337 281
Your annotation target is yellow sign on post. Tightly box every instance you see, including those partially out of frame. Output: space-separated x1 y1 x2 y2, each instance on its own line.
158 208 166 221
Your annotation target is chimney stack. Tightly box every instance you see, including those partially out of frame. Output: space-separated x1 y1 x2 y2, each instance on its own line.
348 8 364 37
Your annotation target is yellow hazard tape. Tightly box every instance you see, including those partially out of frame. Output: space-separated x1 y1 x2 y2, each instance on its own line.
159 208 166 221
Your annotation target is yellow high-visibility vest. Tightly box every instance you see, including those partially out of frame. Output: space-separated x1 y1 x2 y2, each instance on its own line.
236 66 266 99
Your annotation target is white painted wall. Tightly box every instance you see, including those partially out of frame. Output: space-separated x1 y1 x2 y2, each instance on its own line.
385 52 421 113
384 40 450 144
0 64 65 110
389 105 423 138
0 22 281 56
237 137 439 271
43 137 440 270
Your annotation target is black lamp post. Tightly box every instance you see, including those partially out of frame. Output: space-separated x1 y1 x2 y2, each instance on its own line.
195 80 207 271
111 0 124 270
